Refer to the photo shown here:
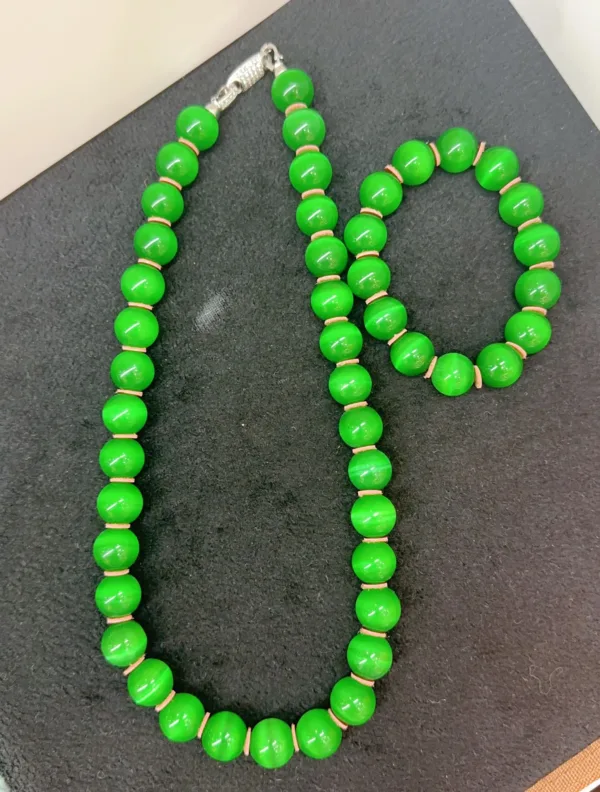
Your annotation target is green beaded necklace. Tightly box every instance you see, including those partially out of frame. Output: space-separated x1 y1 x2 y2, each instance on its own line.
94 43 561 768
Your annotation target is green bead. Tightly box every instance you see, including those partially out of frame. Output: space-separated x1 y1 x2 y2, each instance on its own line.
95 574 142 618
282 108 326 150
389 331 435 376
133 223 178 266
100 620 147 667
344 214 387 255
513 223 561 267
348 449 392 490
271 69 315 111
114 307 159 348
319 322 363 363
355 587 401 632
476 343 523 388
97 482 143 523
159 693 205 743
347 256 391 299
304 236 348 277
127 658 173 707
514 269 561 309
347 633 393 680
289 151 332 192
505 311 552 354
93 529 140 571
201 711 246 763
352 541 396 583
436 127 478 173
475 146 520 191
155 141 198 187
102 394 148 434
391 140 436 186
311 281 353 320
120 265 166 306
296 196 338 235
296 708 342 760
431 352 474 397
350 494 396 537
250 718 294 770
330 677 376 727
175 105 219 151
140 182 184 223
359 171 403 216
99 438 145 478
110 351 155 391
328 364 372 405
363 296 407 341
499 183 544 227
339 406 383 448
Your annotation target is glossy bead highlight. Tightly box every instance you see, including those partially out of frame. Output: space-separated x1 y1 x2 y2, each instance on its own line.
282 108 326 150
514 269 561 309
159 693 205 742
355 587 401 632
93 528 140 571
304 236 348 277
175 105 219 151
430 352 474 396
140 182 184 223
359 171 403 215
328 364 372 405
351 541 396 583
475 146 520 191
100 620 147 667
498 183 544 227
391 140 435 186
505 312 552 354
155 141 198 187
348 449 392 490
120 265 166 306
436 127 478 173
347 256 391 299
476 343 523 388
343 214 387 255
95 574 142 618
296 708 342 759
330 677 376 726
513 222 561 267
127 658 173 707
350 494 396 537
363 296 407 341
296 195 338 235
133 223 178 266
114 307 159 348
250 718 295 769
289 151 332 192
97 482 144 523
339 406 383 448
102 394 148 435
389 332 435 376
110 351 155 392
347 633 393 680
271 68 315 111
319 322 363 363
201 711 246 762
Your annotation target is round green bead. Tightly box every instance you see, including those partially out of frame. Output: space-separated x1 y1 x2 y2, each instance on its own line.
505 311 552 354
391 140 435 186
102 394 148 435
347 633 393 680
344 214 387 256
311 281 353 321
350 494 396 538
328 364 372 405
250 718 294 770
436 127 478 173
140 182 184 223
133 223 178 266
363 296 407 341
355 587 401 632
339 406 383 448
93 529 140 571
114 307 159 348
296 195 338 236
201 711 246 762
282 108 326 150
289 151 332 192
99 438 145 478
155 141 198 187
95 574 142 618
348 449 392 490
347 256 391 299
319 322 363 363
127 658 173 707
296 708 342 760
430 352 474 397
513 223 561 267
514 269 561 309
272 68 315 111
389 331 435 376
475 146 520 191
120 265 166 306
110 351 155 391
97 482 143 523
330 677 376 727
476 343 523 388
304 236 348 277
352 541 396 583
175 105 219 151
359 171 403 216
100 621 147 667
498 183 544 227
159 693 205 743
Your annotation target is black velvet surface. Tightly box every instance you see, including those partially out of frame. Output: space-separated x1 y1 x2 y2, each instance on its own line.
1 1 599 790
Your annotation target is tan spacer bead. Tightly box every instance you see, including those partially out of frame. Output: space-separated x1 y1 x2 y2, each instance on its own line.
116 389 143 397
350 673 376 687
358 489 383 497
506 341 527 359
291 723 300 752
285 102 307 116
360 207 383 219
352 445 377 455
243 727 252 756
155 689 176 712
387 329 408 346
296 144 320 155
424 355 438 379
363 536 389 543
365 290 388 305
472 141 486 166
360 627 387 638
522 305 548 315
122 346 147 353
328 709 349 731
355 250 380 259
316 274 341 283
197 711 211 740
499 176 521 195
360 582 388 590
106 615 133 624
104 569 130 576
122 655 145 676
336 358 360 367
474 365 483 389
137 258 162 271
324 316 349 326
344 401 368 411
127 302 153 311
178 137 200 156
311 229 334 241
429 141 441 167
518 217 542 232
110 477 135 483
384 164 403 183
529 261 555 270
147 216 172 227
159 176 182 191
301 188 326 199
113 434 138 439
105 523 130 529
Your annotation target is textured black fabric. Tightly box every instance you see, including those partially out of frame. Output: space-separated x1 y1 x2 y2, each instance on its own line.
1 1 599 790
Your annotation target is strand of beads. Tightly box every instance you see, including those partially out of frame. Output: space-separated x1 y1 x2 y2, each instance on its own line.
344 128 561 396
